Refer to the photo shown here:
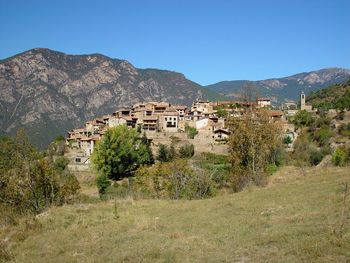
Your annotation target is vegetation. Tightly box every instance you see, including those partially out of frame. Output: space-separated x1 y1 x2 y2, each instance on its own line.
228 110 282 191
0 129 79 215
216 107 228 118
92 126 154 181
178 143 195 158
156 144 175 162
307 79 350 110
184 124 198 139
133 159 216 200
293 110 314 128
332 147 348 166
1 166 349 262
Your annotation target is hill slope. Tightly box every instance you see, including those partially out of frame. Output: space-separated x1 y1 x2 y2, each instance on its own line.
0 48 222 148
306 79 350 110
2 166 349 262
205 68 350 103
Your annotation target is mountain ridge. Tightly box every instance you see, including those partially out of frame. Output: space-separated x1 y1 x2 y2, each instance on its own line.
1 48 349 148
205 67 350 103
0 48 218 148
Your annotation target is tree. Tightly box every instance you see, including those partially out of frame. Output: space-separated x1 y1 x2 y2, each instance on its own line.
157 144 174 162
178 144 195 158
293 110 314 128
227 110 282 191
185 124 198 139
0 129 79 214
216 107 228 118
92 126 154 180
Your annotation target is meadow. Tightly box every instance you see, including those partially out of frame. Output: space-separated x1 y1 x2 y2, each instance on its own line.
1 166 349 263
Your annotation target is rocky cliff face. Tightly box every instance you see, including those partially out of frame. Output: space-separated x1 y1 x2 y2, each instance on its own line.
0 48 206 148
206 68 350 103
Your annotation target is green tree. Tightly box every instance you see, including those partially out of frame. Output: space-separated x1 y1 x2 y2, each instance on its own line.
92 126 154 180
157 144 174 162
178 144 195 158
185 124 198 139
293 110 314 128
96 174 111 196
216 107 228 118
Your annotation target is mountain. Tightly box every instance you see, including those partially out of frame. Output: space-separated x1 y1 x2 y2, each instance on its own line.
306 79 350 110
205 68 350 103
0 48 222 148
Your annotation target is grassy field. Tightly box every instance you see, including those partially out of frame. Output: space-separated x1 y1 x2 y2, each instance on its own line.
1 166 350 263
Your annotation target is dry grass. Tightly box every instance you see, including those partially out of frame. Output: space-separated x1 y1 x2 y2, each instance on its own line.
1 166 350 263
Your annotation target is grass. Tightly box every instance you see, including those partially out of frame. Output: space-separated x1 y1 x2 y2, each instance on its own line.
1 166 350 262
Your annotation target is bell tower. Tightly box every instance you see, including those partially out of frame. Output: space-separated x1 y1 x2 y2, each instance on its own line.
300 91 306 110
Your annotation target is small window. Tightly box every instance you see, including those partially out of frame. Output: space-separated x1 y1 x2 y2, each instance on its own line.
75 158 81 163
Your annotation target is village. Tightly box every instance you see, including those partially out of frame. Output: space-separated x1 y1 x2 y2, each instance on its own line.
64 92 318 165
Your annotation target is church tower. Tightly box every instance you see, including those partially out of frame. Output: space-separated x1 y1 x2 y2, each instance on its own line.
300 91 306 110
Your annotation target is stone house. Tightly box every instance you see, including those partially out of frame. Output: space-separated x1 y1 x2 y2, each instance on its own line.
163 108 179 132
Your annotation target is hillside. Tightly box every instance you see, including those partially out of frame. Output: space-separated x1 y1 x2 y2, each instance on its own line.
1 166 349 262
306 79 350 110
205 68 350 104
0 48 223 148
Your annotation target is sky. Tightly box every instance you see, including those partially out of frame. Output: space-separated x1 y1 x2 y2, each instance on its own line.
0 0 349 85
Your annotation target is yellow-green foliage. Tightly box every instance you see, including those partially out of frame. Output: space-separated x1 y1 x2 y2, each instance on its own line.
133 159 216 199
228 110 282 191
0 130 80 215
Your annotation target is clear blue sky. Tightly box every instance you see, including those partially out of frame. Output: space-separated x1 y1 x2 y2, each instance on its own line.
0 0 349 85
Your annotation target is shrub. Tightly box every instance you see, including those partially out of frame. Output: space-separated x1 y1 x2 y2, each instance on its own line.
96 174 111 196
338 123 350 137
293 110 314 128
283 135 292 145
185 124 198 139
309 148 324 166
178 144 195 158
133 160 216 200
156 144 175 162
313 125 333 146
53 156 70 171
0 130 80 214
332 147 348 166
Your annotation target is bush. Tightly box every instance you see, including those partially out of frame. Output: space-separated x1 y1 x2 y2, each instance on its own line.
309 148 324 166
133 160 216 200
332 147 348 166
312 125 333 146
156 144 175 162
53 156 70 171
0 130 80 214
283 135 292 145
178 144 195 158
338 123 350 137
96 174 111 196
185 124 198 139
293 110 314 128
